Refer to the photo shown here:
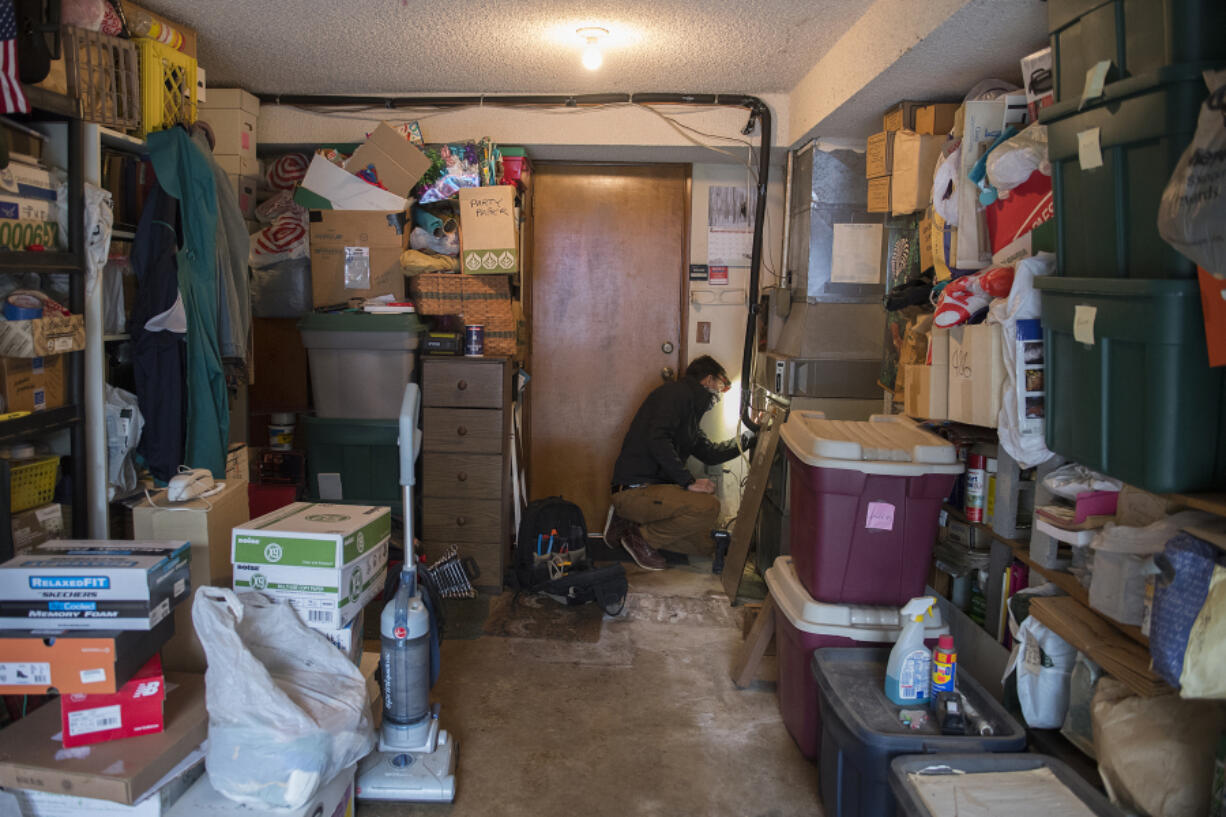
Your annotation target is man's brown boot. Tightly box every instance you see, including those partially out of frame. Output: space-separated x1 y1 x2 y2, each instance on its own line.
618 522 667 571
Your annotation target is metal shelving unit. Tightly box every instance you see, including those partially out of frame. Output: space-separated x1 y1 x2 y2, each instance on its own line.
0 86 89 559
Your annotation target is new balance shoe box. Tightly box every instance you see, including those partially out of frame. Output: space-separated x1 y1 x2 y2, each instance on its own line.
197 88 258 177
230 502 391 629
766 557 948 760
0 673 207 805
168 763 356 817
10 502 63 554
0 618 173 694
133 480 250 672
781 413 962 606
60 656 166 748
0 355 64 412
0 540 191 630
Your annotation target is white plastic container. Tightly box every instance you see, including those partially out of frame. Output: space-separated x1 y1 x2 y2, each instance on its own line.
765 556 948 759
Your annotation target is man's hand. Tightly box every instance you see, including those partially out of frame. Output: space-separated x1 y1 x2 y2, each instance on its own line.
688 478 716 494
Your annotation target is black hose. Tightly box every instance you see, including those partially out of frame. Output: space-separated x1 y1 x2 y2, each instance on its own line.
256 91 771 430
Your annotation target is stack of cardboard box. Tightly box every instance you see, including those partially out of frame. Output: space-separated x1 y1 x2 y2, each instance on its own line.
197 88 260 219
868 101 957 215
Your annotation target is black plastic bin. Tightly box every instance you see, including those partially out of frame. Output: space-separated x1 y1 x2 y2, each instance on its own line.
1048 0 1226 104
890 753 1124 817
1043 65 1212 280
812 648 1026 817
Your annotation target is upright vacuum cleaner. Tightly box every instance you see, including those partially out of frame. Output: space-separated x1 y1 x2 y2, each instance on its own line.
356 384 457 802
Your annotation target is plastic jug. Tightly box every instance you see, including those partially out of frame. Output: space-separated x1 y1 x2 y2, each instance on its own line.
885 596 936 706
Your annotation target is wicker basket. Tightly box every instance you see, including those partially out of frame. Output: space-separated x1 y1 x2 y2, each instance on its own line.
64 26 141 132
411 273 517 354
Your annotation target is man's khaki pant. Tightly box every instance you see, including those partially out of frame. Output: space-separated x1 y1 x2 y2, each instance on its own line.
611 484 720 555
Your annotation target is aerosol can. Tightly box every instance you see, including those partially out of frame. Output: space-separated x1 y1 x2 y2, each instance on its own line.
356 385 457 802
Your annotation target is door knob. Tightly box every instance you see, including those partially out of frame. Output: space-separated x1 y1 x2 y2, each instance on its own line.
457 426 468 436
457 471 468 482
457 380 468 391
456 516 467 526
661 341 674 353
661 366 675 381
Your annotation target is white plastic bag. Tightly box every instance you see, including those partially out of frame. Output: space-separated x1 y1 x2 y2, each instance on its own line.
1041 462 1123 501
985 123 1050 193
103 384 142 501
192 587 374 810
1158 69 1226 278
1004 614 1077 728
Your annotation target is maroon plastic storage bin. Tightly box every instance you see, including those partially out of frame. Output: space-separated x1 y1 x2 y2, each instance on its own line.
766 556 949 760
781 413 962 606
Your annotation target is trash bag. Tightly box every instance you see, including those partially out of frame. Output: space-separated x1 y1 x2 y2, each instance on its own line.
192 588 375 810
1003 612 1077 728
103 384 142 501
1158 68 1226 278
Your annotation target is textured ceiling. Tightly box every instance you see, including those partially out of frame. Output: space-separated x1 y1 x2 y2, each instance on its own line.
142 0 869 95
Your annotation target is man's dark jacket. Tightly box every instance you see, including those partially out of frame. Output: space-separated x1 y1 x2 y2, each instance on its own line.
612 376 740 488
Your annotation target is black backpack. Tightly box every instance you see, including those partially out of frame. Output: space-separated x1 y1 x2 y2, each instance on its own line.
512 496 627 616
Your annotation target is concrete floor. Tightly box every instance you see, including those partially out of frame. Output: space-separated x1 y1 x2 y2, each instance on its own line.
358 558 823 817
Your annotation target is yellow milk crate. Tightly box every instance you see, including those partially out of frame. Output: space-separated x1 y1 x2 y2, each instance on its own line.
135 37 196 137
10 455 59 513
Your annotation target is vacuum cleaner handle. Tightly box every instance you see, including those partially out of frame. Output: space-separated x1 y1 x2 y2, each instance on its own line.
398 383 422 488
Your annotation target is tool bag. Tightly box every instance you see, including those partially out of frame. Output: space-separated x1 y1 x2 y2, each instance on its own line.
512 496 628 615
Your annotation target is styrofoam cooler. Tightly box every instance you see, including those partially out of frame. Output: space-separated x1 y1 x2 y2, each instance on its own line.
765 556 949 760
781 413 963 606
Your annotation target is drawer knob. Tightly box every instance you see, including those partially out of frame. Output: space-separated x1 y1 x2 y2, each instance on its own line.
457 380 468 391
456 516 467 526
457 471 468 482
457 425 468 436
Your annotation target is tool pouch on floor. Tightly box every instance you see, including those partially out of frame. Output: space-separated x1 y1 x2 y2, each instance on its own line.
536 561 628 616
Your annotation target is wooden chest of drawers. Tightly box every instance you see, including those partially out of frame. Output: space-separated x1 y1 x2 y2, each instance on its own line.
420 356 511 589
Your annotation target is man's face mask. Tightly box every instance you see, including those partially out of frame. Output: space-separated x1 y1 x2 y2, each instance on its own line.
707 375 731 403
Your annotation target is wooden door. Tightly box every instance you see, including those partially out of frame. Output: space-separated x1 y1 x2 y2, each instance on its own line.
529 164 689 525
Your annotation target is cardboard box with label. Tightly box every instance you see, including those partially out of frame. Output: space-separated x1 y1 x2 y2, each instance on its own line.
867 176 891 213
891 131 945 215
947 322 1003 428
12 747 204 817
918 211 934 272
915 103 959 135
168 762 355 817
0 617 173 694
308 210 408 307
132 479 249 672
0 540 191 631
865 130 895 179
0 354 63 412
226 443 249 483
230 502 392 629
197 88 258 177
0 162 59 250
345 121 431 199
0 313 85 358
1020 47 1054 122
0 672 207 804
459 185 519 274
61 655 166 748
883 100 924 132
11 502 64 554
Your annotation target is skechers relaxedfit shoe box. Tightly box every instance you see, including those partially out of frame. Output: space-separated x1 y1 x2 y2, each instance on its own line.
0 540 191 630
231 503 391 630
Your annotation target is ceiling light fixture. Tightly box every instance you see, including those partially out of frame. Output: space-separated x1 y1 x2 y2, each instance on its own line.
577 27 608 71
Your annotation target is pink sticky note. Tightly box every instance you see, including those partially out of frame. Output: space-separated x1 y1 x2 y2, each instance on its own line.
866 502 895 531
241 131 251 150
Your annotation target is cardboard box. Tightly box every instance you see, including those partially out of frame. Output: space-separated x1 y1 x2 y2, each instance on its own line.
0 618 173 694
891 131 945 215
903 364 948 421
132 480 249 672
0 162 59 251
12 747 204 817
0 541 191 631
11 502 63 554
345 121 431 199
986 170 1053 258
883 100 925 132
308 210 408 307
0 354 63 412
915 103 959 135
459 186 519 274
865 130 895 179
226 443 249 484
0 672 207 804
0 313 85 357
918 212 934 272
947 322 1004 428
1021 47 1054 122
198 88 258 176
866 176 891 213
61 656 165 748
321 609 363 664
168 763 355 817
232 537 388 630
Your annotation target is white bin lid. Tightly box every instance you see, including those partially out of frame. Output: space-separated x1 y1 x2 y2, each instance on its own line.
780 412 964 476
764 556 949 642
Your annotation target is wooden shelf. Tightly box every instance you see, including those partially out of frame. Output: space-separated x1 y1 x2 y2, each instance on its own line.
20 85 80 120
1167 492 1226 519
0 251 82 271
99 126 146 155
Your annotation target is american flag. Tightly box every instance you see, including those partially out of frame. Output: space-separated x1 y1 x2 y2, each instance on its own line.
0 0 27 114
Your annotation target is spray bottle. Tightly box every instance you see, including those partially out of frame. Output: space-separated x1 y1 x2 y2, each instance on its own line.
885 596 936 706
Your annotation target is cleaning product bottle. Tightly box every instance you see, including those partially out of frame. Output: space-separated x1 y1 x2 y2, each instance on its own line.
886 596 936 706
930 633 957 702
